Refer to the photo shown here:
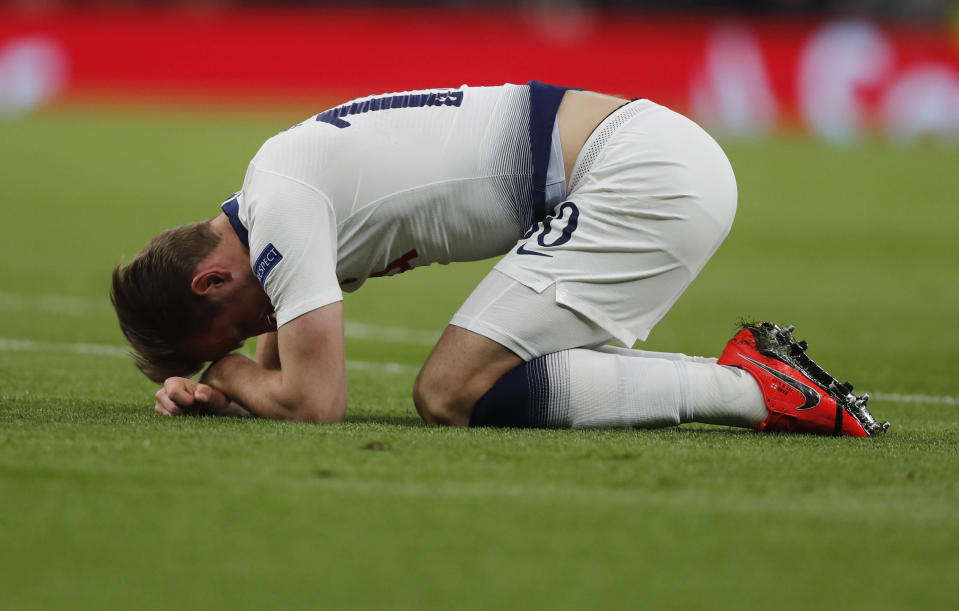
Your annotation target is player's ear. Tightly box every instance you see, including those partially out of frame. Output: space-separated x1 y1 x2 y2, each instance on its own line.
190 267 233 297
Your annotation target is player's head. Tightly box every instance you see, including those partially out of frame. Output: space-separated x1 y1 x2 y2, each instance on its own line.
111 221 224 382
112 220 277 383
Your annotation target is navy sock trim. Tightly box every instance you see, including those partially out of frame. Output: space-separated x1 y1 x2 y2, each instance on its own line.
469 363 535 428
469 357 557 428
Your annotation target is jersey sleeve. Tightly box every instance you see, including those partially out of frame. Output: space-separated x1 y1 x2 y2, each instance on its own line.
243 166 342 328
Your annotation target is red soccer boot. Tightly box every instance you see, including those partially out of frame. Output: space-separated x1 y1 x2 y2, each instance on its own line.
717 322 890 437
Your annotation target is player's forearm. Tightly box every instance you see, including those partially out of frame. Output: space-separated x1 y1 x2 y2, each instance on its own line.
217 401 253 418
202 354 345 423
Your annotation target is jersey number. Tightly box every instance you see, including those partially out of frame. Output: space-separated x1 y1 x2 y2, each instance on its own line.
516 202 580 257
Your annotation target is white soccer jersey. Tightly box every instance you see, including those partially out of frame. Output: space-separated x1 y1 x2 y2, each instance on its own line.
222 81 572 327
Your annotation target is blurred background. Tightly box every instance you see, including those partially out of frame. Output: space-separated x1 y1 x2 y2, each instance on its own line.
2 0 959 145
2 0 958 366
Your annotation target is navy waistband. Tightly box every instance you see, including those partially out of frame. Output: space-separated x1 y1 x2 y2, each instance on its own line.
527 80 578 222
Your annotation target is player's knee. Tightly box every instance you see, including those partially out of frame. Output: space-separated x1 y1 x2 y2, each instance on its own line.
413 367 474 427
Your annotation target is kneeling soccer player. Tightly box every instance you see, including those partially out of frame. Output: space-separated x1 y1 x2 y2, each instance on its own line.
111 81 887 436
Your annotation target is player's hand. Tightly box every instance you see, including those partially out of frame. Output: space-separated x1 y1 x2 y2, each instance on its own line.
154 377 230 417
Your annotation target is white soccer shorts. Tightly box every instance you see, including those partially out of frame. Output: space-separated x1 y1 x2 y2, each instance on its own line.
451 99 738 361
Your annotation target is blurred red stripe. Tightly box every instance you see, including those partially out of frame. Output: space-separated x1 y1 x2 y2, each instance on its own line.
2 6 957 131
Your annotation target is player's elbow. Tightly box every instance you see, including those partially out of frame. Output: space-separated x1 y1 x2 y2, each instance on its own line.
277 388 346 423
292 396 346 423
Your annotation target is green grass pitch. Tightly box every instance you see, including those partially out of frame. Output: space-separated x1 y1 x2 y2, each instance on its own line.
1 104 957 610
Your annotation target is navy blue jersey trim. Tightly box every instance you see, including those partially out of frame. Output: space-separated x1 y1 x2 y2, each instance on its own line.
221 195 250 249
527 80 578 222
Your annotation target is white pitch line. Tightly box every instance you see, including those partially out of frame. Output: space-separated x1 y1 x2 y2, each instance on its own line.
0 337 129 358
1 337 955 407
344 321 439 345
0 291 107 317
870 392 958 406
0 291 439 346
0 337 419 376
343 359 419 376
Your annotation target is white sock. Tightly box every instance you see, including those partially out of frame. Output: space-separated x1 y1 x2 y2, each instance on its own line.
565 349 766 429
470 347 768 429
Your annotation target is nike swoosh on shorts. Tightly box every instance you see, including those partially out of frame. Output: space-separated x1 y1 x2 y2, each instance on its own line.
515 243 552 257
